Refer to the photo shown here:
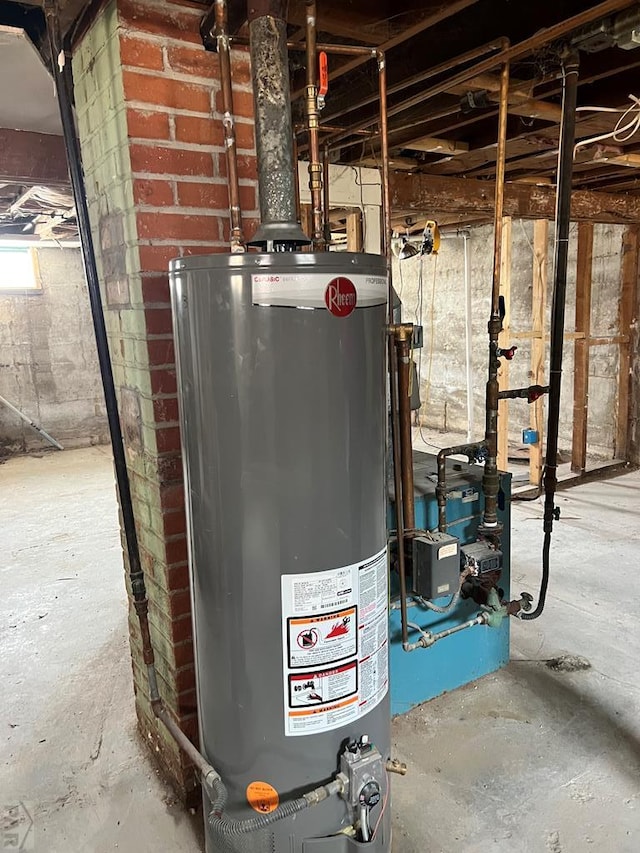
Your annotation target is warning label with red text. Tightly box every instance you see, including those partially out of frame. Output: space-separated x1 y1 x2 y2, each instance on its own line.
287 606 357 668
281 547 388 736
288 661 358 708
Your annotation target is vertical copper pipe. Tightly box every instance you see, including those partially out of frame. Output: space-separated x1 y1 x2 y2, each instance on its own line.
305 0 324 249
215 0 245 252
378 52 409 647
377 50 391 266
491 60 510 313
293 131 302 225
390 341 409 649
395 331 415 532
481 57 510 534
322 144 331 245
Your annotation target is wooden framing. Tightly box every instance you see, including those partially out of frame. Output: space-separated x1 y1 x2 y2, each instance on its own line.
571 222 594 474
346 210 364 252
529 220 548 487
497 217 512 472
389 173 640 225
616 226 639 459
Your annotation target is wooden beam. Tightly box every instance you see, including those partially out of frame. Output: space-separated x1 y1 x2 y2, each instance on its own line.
0 129 69 186
450 74 562 122
286 4 390 44
497 217 512 472
594 151 640 169
403 136 469 155
389 173 640 224
530 220 548 487
361 156 416 171
616 226 639 460
571 222 594 474
346 210 363 252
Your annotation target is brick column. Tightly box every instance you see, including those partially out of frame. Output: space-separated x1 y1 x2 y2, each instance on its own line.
72 0 258 802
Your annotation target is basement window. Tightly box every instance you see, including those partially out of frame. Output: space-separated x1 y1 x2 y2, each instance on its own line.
0 246 41 293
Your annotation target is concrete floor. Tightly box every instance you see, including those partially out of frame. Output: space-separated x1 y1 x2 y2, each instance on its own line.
2 447 639 852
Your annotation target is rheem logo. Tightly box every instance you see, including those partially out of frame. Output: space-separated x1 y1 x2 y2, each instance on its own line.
324 277 357 317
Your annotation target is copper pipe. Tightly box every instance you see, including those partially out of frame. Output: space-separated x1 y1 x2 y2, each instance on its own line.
321 39 504 126
305 1 324 249
293 131 301 225
322 144 331 245
376 46 409 646
214 0 245 252
294 124 376 136
394 328 415 532
378 50 391 266
389 340 409 649
324 38 509 148
232 35 375 56
492 61 510 305
481 58 510 535
322 0 636 149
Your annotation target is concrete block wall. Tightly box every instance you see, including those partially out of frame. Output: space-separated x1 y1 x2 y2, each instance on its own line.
394 220 627 461
0 247 108 453
72 0 258 802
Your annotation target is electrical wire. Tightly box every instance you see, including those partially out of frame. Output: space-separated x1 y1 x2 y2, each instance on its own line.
574 94 640 155
372 770 390 840
417 253 438 448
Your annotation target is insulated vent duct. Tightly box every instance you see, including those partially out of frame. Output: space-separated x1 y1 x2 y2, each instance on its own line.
247 1 309 249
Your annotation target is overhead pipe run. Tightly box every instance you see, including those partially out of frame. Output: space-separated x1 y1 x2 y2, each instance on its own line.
522 52 580 621
319 0 634 154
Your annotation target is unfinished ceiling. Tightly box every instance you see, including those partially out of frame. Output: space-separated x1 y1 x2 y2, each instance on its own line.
0 20 74 239
3 0 640 236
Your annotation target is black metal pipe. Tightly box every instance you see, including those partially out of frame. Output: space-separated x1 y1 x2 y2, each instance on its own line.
498 385 549 401
522 52 580 621
44 2 146 608
44 2 222 788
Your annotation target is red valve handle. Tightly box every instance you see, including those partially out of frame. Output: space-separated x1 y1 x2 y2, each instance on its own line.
499 345 518 360
319 51 329 99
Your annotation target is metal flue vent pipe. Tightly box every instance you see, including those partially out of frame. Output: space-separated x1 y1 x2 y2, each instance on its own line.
247 0 310 249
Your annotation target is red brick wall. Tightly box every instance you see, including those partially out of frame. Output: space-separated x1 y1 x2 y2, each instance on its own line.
73 0 258 802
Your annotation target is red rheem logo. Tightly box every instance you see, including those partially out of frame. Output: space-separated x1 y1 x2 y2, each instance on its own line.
324 277 357 317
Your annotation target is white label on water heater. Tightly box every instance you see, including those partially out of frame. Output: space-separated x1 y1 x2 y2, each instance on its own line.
252 272 387 311
281 547 388 737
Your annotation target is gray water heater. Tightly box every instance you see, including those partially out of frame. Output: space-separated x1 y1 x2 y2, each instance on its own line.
170 251 391 852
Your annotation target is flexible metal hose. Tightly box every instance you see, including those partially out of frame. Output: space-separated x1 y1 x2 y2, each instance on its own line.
209 778 308 840
208 777 342 843
520 532 550 621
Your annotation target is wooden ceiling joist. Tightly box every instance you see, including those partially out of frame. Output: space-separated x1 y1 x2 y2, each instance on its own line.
390 172 640 224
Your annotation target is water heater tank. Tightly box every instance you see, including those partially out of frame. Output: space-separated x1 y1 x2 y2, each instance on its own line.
170 252 391 852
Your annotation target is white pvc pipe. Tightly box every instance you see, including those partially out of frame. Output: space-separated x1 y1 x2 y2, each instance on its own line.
0 394 63 450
